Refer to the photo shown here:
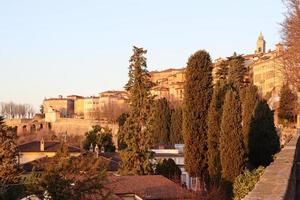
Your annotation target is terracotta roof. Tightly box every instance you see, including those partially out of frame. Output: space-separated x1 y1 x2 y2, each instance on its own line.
107 175 193 199
18 141 81 153
22 152 120 172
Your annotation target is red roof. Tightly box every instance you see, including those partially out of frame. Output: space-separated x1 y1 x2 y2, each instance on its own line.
17 141 81 153
107 175 193 199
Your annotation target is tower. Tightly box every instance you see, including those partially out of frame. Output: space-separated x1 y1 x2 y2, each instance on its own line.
255 32 266 54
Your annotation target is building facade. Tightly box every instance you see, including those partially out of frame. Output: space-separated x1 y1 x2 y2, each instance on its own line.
150 68 185 103
251 43 285 97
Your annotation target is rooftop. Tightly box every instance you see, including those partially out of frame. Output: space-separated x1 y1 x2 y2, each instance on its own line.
107 175 193 199
17 141 81 153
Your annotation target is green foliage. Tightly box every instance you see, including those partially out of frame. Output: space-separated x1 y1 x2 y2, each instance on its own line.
30 154 110 200
183 50 213 177
278 83 298 123
207 81 227 182
220 90 245 183
228 54 246 88
170 107 183 144
0 116 22 200
155 158 181 181
117 113 129 150
83 125 116 153
117 112 129 127
249 100 280 167
119 46 154 175
233 166 264 200
150 98 171 145
240 85 259 154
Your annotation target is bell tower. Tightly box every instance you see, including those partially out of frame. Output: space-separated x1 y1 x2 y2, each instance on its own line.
255 32 266 54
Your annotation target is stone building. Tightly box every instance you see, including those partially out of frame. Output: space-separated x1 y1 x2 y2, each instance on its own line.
43 95 76 118
150 68 185 103
251 43 284 97
99 90 129 109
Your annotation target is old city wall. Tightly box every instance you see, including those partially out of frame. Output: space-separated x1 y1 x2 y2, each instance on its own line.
244 134 300 200
5 118 119 147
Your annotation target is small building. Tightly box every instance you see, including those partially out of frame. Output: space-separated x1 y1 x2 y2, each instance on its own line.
17 139 81 164
152 144 194 190
44 107 60 123
107 175 193 200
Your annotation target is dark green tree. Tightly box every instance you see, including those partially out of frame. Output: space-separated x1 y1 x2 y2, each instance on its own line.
155 158 182 182
207 81 227 182
249 100 280 167
117 113 129 150
220 90 245 183
83 125 116 153
240 85 259 154
278 83 298 123
31 154 110 200
119 46 154 175
170 107 183 144
183 50 213 179
228 53 246 88
0 116 21 200
150 98 171 145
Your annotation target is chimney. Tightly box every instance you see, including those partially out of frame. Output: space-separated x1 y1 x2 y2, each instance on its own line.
89 143 93 152
94 144 99 158
40 138 45 152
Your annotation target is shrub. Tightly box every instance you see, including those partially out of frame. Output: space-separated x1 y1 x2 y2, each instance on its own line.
233 166 264 200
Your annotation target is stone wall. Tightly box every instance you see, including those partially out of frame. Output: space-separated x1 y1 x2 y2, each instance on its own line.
50 118 119 146
244 134 300 200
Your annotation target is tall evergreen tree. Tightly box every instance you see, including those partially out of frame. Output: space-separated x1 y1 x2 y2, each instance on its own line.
215 60 229 81
170 107 183 144
207 81 227 182
249 100 280 167
228 54 246 89
240 85 259 154
0 116 21 199
220 90 245 183
183 50 213 179
278 83 298 123
119 46 154 175
150 98 171 145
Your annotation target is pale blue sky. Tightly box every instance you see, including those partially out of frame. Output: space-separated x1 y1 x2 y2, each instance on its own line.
0 0 285 110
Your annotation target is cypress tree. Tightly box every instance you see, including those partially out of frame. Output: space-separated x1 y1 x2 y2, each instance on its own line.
228 53 246 89
220 90 245 183
150 98 171 145
249 100 280 167
215 60 229 81
278 83 298 123
207 81 227 182
183 50 213 178
119 46 154 175
240 85 259 154
170 107 183 144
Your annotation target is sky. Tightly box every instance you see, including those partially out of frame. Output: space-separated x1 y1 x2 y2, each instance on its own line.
0 0 286 110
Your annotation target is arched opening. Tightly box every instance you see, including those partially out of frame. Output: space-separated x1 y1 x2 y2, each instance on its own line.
30 124 36 133
48 123 52 130
22 125 27 133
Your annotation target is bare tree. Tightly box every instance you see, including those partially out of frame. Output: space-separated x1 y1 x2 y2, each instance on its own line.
0 102 35 119
282 0 300 89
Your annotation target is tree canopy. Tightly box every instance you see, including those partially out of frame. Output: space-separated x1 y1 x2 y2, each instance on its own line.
183 50 213 178
119 46 154 175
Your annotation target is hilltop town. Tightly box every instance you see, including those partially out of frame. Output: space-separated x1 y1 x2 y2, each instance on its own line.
1 2 300 197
